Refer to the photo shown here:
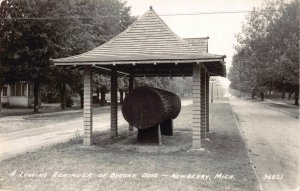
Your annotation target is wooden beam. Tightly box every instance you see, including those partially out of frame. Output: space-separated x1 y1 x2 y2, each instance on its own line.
128 70 134 131
198 62 209 74
83 65 93 146
53 58 224 66
200 67 207 139
205 73 210 133
129 71 134 92
93 65 129 76
192 63 201 149
110 66 118 138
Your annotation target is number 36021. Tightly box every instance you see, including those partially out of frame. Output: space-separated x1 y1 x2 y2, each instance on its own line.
263 174 283 180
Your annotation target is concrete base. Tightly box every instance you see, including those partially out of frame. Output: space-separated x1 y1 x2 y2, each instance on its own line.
78 145 97 150
137 125 162 145
83 139 92 146
187 148 206 152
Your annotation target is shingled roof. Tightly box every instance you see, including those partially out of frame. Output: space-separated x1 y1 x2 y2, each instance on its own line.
53 7 225 65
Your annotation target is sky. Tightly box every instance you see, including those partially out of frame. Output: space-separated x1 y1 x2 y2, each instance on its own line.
124 0 263 70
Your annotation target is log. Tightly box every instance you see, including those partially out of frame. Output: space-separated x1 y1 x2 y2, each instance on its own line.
122 86 181 129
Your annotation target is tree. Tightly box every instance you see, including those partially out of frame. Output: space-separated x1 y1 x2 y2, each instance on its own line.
0 0 26 116
135 77 163 88
0 0 135 114
161 77 192 97
229 0 299 105
0 0 54 112
49 0 135 108
93 75 110 106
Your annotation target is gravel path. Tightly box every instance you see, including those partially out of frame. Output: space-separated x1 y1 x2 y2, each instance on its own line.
230 96 300 191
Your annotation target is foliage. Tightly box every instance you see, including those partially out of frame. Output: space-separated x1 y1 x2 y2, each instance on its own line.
228 0 299 104
0 0 135 112
135 77 163 89
51 0 135 107
135 77 192 97
0 0 56 112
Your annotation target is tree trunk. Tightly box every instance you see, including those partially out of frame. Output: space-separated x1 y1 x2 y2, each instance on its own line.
96 87 100 103
33 81 39 113
260 92 264 101
288 92 292 100
100 89 106 106
60 82 66 110
0 82 3 118
79 90 84 109
295 90 299 106
119 89 124 104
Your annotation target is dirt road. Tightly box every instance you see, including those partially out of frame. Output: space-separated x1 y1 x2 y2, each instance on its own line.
0 107 126 161
230 97 300 191
0 100 193 162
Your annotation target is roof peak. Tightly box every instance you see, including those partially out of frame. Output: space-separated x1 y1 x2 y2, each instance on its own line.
53 7 225 64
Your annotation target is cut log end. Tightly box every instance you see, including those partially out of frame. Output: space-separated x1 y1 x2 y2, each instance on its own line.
122 86 181 129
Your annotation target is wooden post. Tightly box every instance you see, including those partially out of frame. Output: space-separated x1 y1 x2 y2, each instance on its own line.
129 73 134 92
192 63 201 149
0 83 3 118
160 118 174 136
137 125 162 145
100 86 106 106
205 73 210 133
96 87 100 103
119 89 124 104
111 66 118 138
200 66 206 139
128 71 134 131
83 65 93 146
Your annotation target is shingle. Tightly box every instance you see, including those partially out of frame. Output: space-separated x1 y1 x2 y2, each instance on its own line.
53 8 225 64
183 38 209 53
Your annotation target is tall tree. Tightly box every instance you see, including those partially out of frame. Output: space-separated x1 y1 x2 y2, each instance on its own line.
49 0 135 109
0 0 59 112
0 0 135 113
229 0 299 104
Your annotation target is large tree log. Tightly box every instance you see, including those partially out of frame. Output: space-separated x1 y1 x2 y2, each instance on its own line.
122 86 181 129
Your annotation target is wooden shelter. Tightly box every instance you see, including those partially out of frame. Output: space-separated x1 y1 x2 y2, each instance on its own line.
52 7 226 149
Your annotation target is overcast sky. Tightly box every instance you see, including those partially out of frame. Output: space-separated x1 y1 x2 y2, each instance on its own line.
124 0 263 70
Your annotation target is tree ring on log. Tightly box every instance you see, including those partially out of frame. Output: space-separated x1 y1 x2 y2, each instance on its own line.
122 86 181 129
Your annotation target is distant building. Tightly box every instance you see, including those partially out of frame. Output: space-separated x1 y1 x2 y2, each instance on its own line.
183 37 209 53
1 82 36 107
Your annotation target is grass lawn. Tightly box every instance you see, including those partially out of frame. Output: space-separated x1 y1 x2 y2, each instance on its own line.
0 103 260 191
